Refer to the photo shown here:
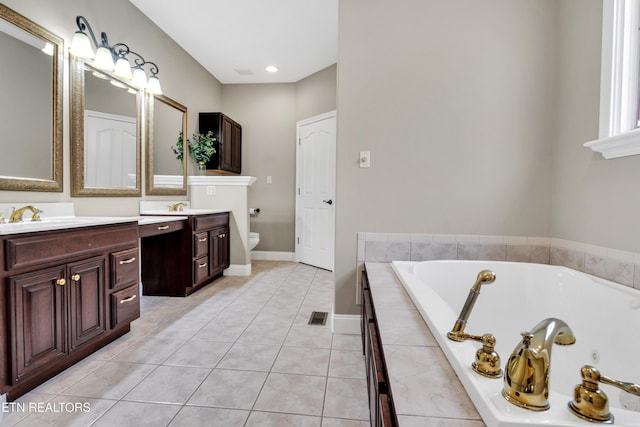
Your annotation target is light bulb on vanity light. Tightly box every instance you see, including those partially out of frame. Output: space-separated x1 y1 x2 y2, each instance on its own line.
94 46 115 71
69 30 94 59
131 67 147 89
114 57 133 79
146 75 162 95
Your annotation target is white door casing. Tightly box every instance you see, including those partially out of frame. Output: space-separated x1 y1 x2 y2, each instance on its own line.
84 110 137 188
295 111 336 271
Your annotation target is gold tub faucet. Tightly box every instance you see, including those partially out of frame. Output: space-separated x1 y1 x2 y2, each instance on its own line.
168 202 187 212
446 270 502 378
9 205 43 223
568 365 640 423
502 318 576 411
447 269 496 341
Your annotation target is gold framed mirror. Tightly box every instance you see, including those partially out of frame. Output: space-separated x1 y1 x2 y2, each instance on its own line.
70 56 142 196
145 94 187 195
0 4 63 192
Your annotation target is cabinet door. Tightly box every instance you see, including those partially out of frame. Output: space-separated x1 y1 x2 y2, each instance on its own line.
220 115 234 172
68 257 106 351
209 227 229 275
9 266 67 383
231 121 242 173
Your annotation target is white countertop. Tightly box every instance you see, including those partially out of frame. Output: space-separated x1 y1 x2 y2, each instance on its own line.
139 209 229 216
0 216 138 236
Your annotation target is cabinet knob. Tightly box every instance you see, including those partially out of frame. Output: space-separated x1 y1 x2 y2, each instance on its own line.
56 278 66 286
71 274 80 281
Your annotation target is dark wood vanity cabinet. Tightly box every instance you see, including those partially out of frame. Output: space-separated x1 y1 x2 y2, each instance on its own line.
140 213 230 297
1 222 140 400
199 112 242 174
362 269 398 427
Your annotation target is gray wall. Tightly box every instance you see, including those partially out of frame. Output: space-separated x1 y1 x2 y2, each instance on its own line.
222 65 337 252
551 1 640 253
335 0 558 314
0 0 335 253
0 0 222 214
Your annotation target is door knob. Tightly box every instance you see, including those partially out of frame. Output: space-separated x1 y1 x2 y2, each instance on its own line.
323 200 333 205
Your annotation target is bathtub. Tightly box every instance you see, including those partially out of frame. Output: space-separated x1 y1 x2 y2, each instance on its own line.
391 260 640 427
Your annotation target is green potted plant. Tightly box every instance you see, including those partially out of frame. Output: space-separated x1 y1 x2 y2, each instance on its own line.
172 131 217 175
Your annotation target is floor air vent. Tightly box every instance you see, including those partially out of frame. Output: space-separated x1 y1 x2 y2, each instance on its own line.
308 311 328 326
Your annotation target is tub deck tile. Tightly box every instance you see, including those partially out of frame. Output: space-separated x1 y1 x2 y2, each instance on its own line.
365 262 486 427
383 345 481 420
375 308 437 347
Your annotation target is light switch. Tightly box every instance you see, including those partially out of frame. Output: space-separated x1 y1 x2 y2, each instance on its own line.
206 186 216 196
359 151 371 168
267 176 272 184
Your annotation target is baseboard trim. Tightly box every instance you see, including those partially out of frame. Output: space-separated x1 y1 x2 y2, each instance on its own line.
251 251 296 261
224 263 251 276
331 314 362 334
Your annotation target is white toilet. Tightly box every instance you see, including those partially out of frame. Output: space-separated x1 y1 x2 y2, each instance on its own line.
249 231 260 250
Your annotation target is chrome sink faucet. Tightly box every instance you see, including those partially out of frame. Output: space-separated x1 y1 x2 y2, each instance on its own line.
9 205 43 223
502 318 576 411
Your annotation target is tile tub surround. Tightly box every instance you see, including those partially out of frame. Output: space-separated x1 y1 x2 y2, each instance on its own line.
357 233 640 289
1 261 369 427
365 263 485 426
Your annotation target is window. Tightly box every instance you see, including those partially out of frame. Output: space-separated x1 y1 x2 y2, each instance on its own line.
584 0 640 158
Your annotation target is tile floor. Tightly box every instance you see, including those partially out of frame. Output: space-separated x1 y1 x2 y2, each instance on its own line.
1 261 370 427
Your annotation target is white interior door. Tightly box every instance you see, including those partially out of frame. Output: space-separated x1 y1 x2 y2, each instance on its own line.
85 110 137 188
296 111 336 271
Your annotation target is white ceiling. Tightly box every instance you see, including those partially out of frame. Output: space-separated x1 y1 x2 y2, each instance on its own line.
129 0 338 84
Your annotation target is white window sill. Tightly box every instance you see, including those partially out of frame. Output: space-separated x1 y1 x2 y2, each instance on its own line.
584 127 640 159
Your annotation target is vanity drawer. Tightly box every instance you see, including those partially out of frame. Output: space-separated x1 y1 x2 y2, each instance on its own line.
111 283 140 328
139 220 185 238
193 255 209 283
110 247 139 290
193 213 229 231
193 232 209 257
5 223 138 271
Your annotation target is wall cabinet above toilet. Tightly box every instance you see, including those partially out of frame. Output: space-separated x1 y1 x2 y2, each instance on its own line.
199 112 242 175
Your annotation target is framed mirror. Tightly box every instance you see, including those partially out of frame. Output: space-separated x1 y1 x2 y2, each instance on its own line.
71 56 142 196
0 4 63 192
146 94 187 195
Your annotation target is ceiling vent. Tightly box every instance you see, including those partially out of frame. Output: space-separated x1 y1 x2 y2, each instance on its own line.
234 68 254 76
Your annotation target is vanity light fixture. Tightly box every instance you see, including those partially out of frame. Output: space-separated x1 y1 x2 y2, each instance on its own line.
70 15 162 94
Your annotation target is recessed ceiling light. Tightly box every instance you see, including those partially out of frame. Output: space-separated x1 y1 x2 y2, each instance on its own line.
265 65 278 73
